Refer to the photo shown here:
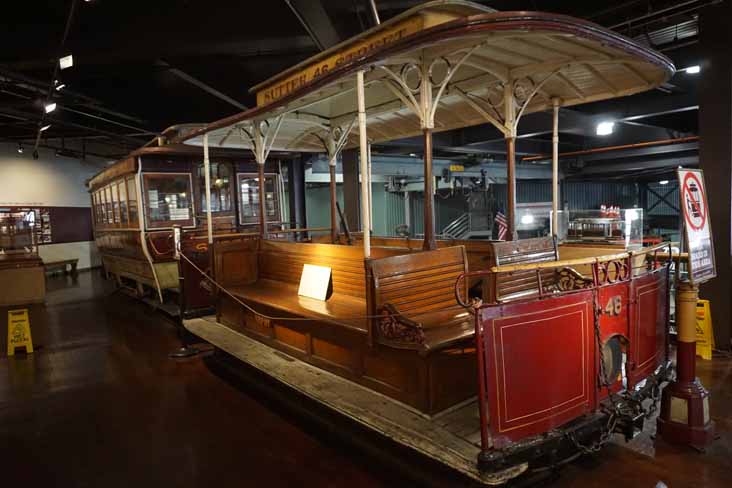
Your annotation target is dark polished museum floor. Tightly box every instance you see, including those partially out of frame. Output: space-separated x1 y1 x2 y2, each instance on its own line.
1 270 730 487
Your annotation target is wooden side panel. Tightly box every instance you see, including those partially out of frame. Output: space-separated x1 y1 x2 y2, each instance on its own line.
597 281 631 399
429 346 477 413
480 291 594 447
0 266 45 306
215 239 258 288
629 269 668 386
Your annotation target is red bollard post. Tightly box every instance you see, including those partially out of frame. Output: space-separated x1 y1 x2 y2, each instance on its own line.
657 281 715 448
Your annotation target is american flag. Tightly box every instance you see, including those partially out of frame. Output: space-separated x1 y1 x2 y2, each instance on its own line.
494 210 508 240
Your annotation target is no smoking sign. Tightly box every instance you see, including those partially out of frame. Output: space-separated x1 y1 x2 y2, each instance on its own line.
682 172 707 231
678 168 716 283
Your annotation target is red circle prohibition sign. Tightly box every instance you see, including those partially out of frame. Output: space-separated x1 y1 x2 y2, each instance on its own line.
681 172 707 231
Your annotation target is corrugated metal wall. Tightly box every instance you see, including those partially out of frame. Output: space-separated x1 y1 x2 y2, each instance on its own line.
383 190 406 236
488 180 640 208
562 181 639 209
294 179 668 237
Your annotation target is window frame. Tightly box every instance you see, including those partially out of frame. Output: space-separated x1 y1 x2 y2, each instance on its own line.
236 172 282 226
195 161 235 217
142 172 196 230
126 176 139 228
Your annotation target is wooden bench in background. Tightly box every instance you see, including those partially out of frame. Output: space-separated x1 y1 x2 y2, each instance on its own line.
44 258 79 277
484 236 558 303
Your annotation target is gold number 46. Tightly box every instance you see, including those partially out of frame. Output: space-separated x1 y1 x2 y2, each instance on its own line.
605 295 622 316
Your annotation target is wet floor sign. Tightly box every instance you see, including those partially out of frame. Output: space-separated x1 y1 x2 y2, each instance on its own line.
695 300 715 360
6 309 33 356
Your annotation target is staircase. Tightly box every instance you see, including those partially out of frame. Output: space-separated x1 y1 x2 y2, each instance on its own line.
440 213 471 239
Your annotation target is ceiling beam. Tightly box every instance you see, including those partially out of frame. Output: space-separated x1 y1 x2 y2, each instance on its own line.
156 60 247 111
284 0 342 51
0 37 317 70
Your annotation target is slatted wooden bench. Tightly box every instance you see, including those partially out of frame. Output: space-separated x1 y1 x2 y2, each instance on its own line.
214 239 411 333
212 239 476 414
368 246 472 355
485 236 559 303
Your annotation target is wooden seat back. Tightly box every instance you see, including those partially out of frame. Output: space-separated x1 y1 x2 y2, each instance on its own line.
366 246 470 351
214 238 411 300
486 236 558 302
258 240 368 298
368 246 468 323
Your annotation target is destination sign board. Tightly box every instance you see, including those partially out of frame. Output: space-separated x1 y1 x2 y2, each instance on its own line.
256 16 425 108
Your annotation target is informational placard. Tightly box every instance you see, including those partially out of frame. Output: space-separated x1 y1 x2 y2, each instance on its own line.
298 264 332 301
678 168 716 284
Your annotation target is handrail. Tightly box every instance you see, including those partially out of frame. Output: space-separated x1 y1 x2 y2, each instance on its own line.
268 226 331 234
187 232 259 241
455 242 673 308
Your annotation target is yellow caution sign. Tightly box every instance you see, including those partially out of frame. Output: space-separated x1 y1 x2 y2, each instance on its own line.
6 309 33 356
695 300 715 360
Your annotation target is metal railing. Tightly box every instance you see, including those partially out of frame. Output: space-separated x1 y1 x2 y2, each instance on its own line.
440 212 471 239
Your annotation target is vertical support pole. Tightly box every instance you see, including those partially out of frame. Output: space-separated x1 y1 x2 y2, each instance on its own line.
503 81 517 241
254 125 267 239
203 133 213 245
551 98 560 238
505 136 517 241
657 282 715 447
257 163 267 238
329 161 338 243
423 128 436 250
341 149 360 231
367 143 374 233
287 158 307 241
404 191 410 236
356 70 371 257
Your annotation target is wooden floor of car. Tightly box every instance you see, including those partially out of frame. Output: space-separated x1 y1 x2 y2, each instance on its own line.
184 316 527 485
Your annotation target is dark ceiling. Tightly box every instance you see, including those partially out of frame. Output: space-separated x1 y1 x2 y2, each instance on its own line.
0 0 712 170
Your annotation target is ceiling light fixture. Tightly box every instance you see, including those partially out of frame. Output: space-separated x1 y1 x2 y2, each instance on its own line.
659 180 669 185
596 121 615 136
59 54 74 70
40 124 52 132
17 143 24 154
685 65 700 74
44 102 57 113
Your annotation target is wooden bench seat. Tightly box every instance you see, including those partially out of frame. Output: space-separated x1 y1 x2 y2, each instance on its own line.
485 236 559 303
228 279 368 333
213 239 477 414
368 246 471 355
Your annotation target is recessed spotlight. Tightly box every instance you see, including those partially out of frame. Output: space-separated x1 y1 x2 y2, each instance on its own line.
659 180 669 185
44 102 57 113
409 153 417 157
59 54 74 70
40 124 52 132
17 143 24 154
685 65 700 74
596 121 615 136
55 82 66 91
